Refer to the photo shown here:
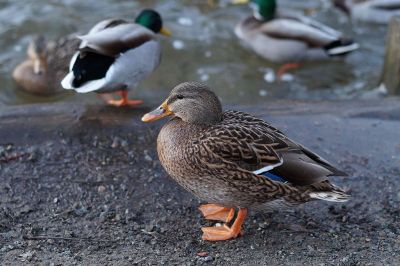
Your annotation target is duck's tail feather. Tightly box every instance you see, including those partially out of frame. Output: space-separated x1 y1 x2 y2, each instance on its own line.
309 190 350 202
61 72 76 90
61 51 115 92
61 71 108 93
325 38 359 56
306 180 350 202
71 52 115 88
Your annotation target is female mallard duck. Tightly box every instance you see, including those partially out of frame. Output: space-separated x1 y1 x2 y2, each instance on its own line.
12 35 79 95
61 9 170 107
233 0 359 68
333 0 400 24
142 82 349 241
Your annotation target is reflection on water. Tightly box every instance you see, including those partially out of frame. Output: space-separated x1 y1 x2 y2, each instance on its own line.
0 0 388 106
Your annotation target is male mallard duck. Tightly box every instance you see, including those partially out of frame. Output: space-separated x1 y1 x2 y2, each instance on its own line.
61 9 171 107
333 0 400 24
12 35 80 95
142 82 349 241
233 0 359 75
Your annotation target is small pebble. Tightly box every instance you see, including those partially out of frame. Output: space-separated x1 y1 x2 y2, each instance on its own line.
202 256 213 262
98 185 106 193
19 250 35 262
144 154 152 162
197 251 208 257
111 137 119 148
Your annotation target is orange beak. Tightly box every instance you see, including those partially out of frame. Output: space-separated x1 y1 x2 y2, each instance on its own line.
141 99 173 122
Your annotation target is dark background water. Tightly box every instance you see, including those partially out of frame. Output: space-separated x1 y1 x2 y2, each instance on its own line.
0 0 388 106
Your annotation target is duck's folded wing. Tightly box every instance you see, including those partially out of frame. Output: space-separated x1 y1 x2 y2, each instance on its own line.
279 10 342 38
259 18 339 47
195 111 346 186
194 128 299 200
78 23 154 57
86 19 127 35
196 117 288 173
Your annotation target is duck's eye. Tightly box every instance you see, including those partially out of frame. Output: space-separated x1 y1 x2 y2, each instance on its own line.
176 95 184 100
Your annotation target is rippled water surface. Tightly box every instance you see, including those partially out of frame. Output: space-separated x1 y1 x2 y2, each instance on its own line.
0 0 389 106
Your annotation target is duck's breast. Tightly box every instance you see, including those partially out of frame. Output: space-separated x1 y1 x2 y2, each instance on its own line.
157 119 195 177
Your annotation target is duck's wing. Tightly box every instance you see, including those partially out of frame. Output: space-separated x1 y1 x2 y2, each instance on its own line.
78 19 126 50
193 121 297 200
86 19 127 35
258 16 340 47
78 21 155 57
281 10 343 37
195 110 346 187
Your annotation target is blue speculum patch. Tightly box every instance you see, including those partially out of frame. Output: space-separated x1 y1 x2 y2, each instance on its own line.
261 171 286 183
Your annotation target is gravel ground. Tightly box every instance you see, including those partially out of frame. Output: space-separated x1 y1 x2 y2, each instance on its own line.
0 99 399 265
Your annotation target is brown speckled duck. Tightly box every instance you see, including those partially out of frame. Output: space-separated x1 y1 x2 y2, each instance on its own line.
142 82 349 241
12 35 80 95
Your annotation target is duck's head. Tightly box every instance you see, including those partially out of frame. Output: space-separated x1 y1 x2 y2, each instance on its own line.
233 0 276 21
142 82 223 125
27 35 48 75
12 35 53 95
135 9 171 36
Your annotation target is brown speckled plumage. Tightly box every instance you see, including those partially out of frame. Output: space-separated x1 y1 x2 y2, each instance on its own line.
143 82 349 241
152 82 349 211
12 35 80 95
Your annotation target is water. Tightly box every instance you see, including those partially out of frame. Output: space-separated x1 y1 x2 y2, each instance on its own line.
0 0 389 106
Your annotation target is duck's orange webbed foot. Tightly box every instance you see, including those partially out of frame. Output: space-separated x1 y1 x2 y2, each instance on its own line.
201 208 248 241
199 204 235 223
100 90 143 107
107 98 143 107
277 63 300 80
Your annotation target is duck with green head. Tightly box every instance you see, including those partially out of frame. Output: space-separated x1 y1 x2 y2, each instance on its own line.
142 82 349 241
61 9 171 107
233 0 359 70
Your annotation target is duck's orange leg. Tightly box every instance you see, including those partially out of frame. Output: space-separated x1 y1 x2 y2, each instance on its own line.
199 204 235 223
277 63 300 80
107 90 143 107
201 208 248 241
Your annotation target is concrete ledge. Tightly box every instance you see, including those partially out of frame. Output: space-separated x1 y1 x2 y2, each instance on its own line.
0 99 399 265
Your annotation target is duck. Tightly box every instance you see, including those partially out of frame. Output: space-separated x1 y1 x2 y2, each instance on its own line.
61 9 171 107
142 81 349 241
333 0 400 24
232 0 359 76
12 35 80 95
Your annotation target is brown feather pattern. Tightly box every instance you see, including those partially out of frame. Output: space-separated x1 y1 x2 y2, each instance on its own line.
157 109 348 210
